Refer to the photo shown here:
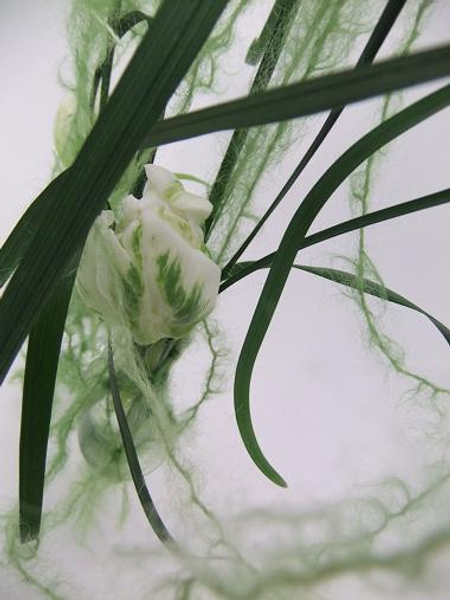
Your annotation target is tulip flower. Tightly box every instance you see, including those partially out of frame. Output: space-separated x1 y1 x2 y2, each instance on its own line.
77 165 220 344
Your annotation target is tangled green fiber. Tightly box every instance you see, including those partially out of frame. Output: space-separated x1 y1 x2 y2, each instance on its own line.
347 0 450 415
1 1 449 599
208 0 379 265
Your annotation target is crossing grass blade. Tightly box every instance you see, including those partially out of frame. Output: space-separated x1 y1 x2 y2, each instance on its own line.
0 0 229 383
19 275 74 542
220 188 450 292
221 0 408 276
292 265 450 346
232 84 450 487
141 44 450 149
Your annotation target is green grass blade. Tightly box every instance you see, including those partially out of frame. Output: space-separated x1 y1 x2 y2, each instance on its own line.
221 0 408 276
0 0 229 383
107 340 177 548
19 276 74 542
16 5 157 543
233 84 450 487
293 264 450 346
142 44 450 149
220 188 450 291
0 172 68 288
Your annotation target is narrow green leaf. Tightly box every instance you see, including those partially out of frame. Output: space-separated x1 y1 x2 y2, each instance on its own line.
293 264 450 346
16 6 153 544
0 0 229 383
142 44 450 148
0 172 68 288
222 0 408 276
233 84 450 487
19 276 74 542
220 188 450 292
15 5 154 544
107 340 177 548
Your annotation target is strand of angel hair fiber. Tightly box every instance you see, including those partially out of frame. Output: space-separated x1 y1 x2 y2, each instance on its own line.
207 0 382 266
221 0 408 278
348 0 449 412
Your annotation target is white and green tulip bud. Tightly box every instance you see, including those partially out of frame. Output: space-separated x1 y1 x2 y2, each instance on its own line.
77 165 220 344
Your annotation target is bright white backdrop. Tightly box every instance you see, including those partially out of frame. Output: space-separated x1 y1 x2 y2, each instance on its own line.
1 1 450 599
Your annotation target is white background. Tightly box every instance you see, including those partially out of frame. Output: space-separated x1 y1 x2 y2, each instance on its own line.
1 1 450 599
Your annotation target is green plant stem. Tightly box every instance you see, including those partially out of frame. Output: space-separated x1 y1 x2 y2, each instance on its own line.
204 0 301 238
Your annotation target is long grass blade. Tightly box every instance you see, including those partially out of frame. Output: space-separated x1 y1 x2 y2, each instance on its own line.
221 0 408 276
107 340 177 548
293 264 450 346
19 276 74 542
141 44 450 149
2 12 153 289
16 5 158 543
0 172 67 289
220 188 450 292
233 84 450 487
0 0 229 383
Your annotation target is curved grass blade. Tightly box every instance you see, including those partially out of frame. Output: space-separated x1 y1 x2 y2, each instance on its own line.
141 44 450 149
92 10 153 107
19 276 74 542
220 187 450 292
97 8 156 111
222 0 408 276
204 0 300 236
0 0 229 384
113 10 152 37
107 340 177 549
16 5 156 543
233 84 450 487
293 264 450 346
